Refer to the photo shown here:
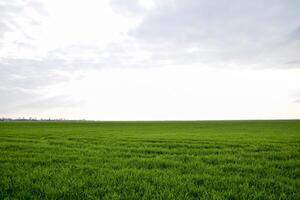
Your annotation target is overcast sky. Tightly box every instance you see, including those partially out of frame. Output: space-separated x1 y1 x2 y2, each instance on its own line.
1 0 300 120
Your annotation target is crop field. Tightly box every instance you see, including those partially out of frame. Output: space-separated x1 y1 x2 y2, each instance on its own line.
0 120 299 199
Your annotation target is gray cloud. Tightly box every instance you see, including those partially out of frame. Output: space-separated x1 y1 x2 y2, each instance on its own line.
0 57 73 115
0 0 23 42
0 58 70 90
288 26 300 42
11 95 80 112
0 88 35 111
286 59 300 64
0 0 45 46
111 0 300 69
0 89 79 114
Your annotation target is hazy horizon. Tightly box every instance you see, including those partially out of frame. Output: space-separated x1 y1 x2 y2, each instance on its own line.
1 0 300 120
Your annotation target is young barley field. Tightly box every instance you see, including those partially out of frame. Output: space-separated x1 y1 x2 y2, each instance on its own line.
0 120 299 199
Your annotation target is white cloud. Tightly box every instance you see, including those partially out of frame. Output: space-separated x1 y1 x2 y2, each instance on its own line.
39 66 300 120
138 0 155 10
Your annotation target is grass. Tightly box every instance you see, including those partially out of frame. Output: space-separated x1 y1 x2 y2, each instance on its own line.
0 120 299 199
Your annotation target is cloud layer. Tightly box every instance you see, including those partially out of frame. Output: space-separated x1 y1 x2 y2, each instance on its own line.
1 0 300 118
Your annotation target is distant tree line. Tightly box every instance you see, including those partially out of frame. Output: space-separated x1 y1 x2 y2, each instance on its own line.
0 117 86 122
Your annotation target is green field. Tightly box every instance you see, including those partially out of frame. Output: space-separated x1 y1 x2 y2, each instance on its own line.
0 121 299 199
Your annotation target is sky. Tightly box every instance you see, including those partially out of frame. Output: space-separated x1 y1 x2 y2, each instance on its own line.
0 0 300 120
